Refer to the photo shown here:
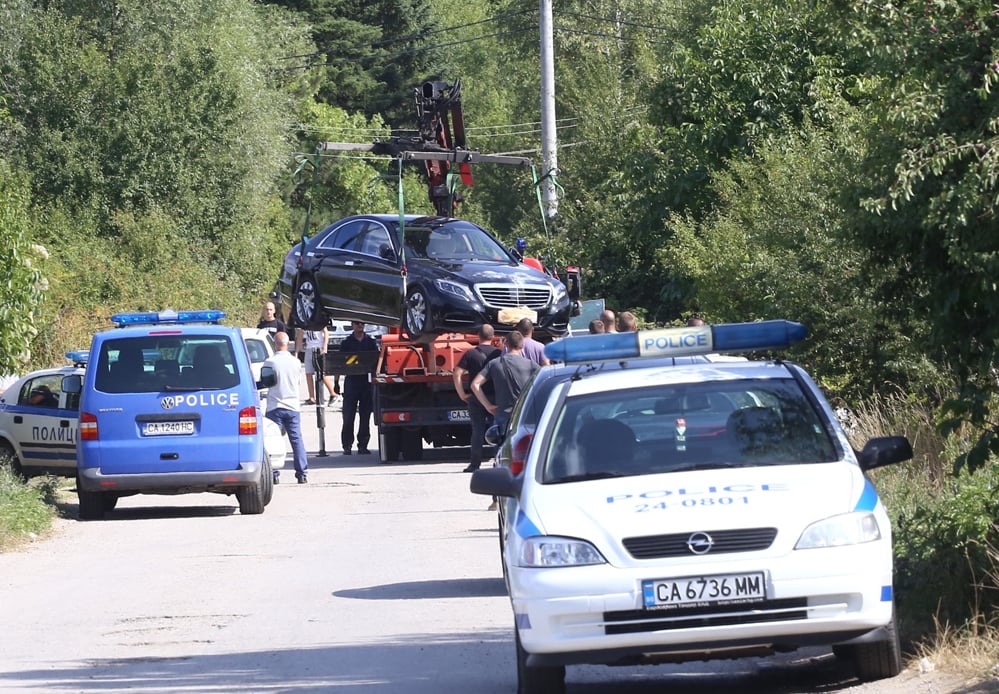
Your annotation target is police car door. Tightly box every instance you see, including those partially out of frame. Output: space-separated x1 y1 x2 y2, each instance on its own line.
9 374 77 472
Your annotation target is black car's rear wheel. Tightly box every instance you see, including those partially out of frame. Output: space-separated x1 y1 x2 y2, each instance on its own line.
402 286 432 342
293 273 326 330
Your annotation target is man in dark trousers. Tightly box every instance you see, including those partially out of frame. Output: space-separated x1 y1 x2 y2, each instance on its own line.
470 330 540 436
340 320 378 455
453 324 500 472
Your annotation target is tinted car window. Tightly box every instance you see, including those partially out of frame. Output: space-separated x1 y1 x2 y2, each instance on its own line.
95 336 239 393
357 223 394 258
316 220 366 252
542 378 838 483
404 221 509 262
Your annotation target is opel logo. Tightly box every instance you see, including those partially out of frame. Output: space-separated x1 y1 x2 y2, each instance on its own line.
161 397 177 411
686 532 714 555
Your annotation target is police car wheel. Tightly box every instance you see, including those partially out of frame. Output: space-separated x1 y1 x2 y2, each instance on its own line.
261 459 274 506
515 628 564 694
102 494 119 512
0 440 25 482
851 607 903 681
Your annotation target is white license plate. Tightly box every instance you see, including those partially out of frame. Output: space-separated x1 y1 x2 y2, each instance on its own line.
143 421 195 436
448 409 470 422
642 572 766 609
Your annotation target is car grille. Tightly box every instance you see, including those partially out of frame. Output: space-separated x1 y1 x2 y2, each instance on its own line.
604 598 808 634
622 528 777 559
475 283 553 309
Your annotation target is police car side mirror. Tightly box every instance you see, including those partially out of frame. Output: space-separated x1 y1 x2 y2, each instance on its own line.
62 374 82 394
469 466 521 499
857 436 913 471
258 365 277 390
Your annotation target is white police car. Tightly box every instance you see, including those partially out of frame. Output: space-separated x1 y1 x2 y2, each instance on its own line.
64 310 281 519
0 351 88 478
470 321 913 693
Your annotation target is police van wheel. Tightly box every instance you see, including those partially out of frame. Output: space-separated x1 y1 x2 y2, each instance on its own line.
261 459 274 506
0 440 26 482
102 494 119 512
77 477 105 521
515 628 565 694
236 470 267 515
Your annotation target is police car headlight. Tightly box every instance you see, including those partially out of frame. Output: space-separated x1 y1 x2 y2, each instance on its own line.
518 537 606 567
434 279 475 302
795 512 881 549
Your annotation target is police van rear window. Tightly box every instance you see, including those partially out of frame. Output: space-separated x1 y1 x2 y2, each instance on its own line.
95 336 239 393
542 378 838 484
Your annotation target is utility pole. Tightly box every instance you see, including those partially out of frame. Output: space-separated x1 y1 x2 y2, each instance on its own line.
539 0 558 220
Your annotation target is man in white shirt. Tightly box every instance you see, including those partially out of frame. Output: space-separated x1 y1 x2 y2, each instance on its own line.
264 332 309 484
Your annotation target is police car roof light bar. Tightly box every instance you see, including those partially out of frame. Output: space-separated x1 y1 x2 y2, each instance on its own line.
111 309 227 327
65 350 89 366
545 320 807 363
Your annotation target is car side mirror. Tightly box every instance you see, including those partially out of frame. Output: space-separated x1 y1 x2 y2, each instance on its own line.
258 365 277 389
857 436 913 471
378 244 397 262
62 374 82 394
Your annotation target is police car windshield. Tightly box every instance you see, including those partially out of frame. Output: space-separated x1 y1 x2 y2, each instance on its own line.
94 336 239 393
542 378 838 484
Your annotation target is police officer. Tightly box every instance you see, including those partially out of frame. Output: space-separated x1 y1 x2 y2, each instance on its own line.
340 321 378 455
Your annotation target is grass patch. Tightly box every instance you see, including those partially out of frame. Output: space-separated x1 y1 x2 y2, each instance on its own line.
0 467 61 551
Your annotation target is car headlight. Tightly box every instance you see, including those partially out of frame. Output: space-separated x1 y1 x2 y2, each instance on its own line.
518 536 606 567
795 512 881 549
434 279 476 302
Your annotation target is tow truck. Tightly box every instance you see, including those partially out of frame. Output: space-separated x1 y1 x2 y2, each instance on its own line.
302 79 583 462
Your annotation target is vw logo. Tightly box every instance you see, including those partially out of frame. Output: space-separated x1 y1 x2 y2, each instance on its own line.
161 396 178 411
686 532 715 555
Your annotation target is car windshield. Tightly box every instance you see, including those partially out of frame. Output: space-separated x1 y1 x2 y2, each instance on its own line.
542 378 839 483
404 221 510 262
94 336 240 393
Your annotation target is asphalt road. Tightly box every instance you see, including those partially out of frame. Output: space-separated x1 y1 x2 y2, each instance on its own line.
0 400 973 693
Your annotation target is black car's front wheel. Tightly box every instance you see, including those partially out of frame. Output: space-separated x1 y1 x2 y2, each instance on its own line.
402 286 432 342
293 273 326 330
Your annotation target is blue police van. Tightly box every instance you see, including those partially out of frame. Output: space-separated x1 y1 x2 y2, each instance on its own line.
63 310 273 519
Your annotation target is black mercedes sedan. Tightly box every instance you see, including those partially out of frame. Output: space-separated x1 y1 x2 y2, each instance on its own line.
277 215 572 341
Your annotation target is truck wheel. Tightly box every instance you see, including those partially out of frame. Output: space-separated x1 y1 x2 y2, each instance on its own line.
0 440 26 481
401 428 424 461
515 628 565 694
402 287 432 341
293 272 325 330
379 428 400 464
77 475 105 521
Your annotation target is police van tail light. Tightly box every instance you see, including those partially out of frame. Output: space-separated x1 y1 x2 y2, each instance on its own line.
80 412 99 441
239 407 258 436
510 433 534 476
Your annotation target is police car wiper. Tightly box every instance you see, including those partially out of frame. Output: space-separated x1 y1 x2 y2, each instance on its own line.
550 471 627 484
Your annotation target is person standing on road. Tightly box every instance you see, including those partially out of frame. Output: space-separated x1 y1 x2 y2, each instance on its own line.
507 318 550 366
295 325 338 406
257 301 287 337
600 309 617 333
340 321 378 455
471 331 540 436
453 324 501 473
264 332 309 484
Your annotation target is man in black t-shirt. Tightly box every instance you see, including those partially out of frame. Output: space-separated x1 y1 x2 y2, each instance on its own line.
340 321 379 455
257 301 287 336
453 324 500 472
471 330 540 446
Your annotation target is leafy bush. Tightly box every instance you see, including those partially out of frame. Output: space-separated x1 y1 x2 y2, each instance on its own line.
0 468 56 551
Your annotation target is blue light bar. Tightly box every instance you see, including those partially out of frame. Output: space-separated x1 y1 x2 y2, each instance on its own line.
65 350 89 366
544 320 807 363
111 309 226 327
